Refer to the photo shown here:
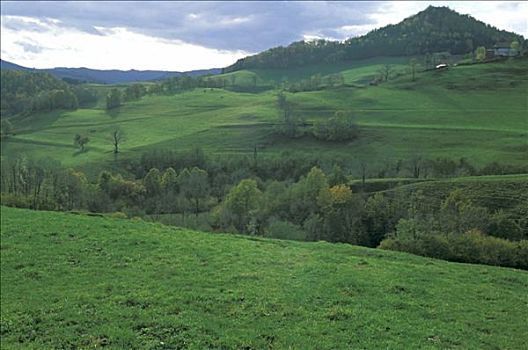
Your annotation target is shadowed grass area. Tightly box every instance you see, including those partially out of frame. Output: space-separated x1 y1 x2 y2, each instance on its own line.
1 206 527 349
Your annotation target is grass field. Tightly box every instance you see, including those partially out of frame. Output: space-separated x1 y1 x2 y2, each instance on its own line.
221 56 411 86
2 58 527 173
352 174 528 205
1 206 527 349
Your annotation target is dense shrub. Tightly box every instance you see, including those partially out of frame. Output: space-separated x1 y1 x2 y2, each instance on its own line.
380 229 528 269
312 111 359 142
264 219 307 241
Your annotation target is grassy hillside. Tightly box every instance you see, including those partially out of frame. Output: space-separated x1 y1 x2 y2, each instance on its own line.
219 56 411 86
1 206 527 349
391 174 528 210
351 174 528 208
2 58 527 172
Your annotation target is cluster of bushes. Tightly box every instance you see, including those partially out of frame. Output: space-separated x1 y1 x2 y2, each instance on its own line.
207 168 395 246
312 111 359 141
105 84 150 110
380 229 527 269
378 188 527 269
275 93 359 142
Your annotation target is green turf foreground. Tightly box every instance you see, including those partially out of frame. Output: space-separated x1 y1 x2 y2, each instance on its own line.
1 206 527 349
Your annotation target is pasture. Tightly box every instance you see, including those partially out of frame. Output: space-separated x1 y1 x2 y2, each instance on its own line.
2 58 527 173
1 206 527 349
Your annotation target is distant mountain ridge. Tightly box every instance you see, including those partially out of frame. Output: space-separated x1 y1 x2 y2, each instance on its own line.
0 59 221 84
225 6 525 71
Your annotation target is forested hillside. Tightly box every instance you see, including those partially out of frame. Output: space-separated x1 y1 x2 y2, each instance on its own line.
0 70 98 119
225 6 524 71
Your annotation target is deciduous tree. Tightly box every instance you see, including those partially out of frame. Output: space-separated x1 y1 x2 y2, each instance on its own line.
106 88 122 109
73 133 89 152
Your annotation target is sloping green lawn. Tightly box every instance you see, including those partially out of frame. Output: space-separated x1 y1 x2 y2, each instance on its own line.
1 206 527 349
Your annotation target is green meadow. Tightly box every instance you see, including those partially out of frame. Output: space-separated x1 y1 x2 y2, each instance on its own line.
3 58 527 171
1 206 527 349
227 56 411 85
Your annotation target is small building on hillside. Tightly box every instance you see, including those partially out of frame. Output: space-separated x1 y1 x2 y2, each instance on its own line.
494 43 518 57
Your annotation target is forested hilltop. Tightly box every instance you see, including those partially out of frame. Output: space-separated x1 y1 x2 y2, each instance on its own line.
225 6 524 71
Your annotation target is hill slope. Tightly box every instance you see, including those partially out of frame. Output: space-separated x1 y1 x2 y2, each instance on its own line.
1 206 527 349
226 6 524 71
0 59 221 84
3 58 527 171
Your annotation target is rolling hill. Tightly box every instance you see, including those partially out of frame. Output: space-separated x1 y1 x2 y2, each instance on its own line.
3 57 526 175
0 59 221 84
1 206 527 349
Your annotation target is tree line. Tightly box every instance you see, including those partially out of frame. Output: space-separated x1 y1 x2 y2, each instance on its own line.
1 151 526 269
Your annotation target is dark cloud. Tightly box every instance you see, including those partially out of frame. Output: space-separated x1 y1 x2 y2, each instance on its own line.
0 1 384 52
14 40 44 54
1 15 53 32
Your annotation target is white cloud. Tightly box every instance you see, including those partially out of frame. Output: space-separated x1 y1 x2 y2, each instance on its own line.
219 16 252 27
0 15 250 71
302 34 326 42
302 33 342 43
339 24 380 38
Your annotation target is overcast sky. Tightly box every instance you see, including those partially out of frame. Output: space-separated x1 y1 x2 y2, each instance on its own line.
1 1 526 71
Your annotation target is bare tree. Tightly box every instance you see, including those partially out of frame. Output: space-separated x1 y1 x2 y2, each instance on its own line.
110 128 124 154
